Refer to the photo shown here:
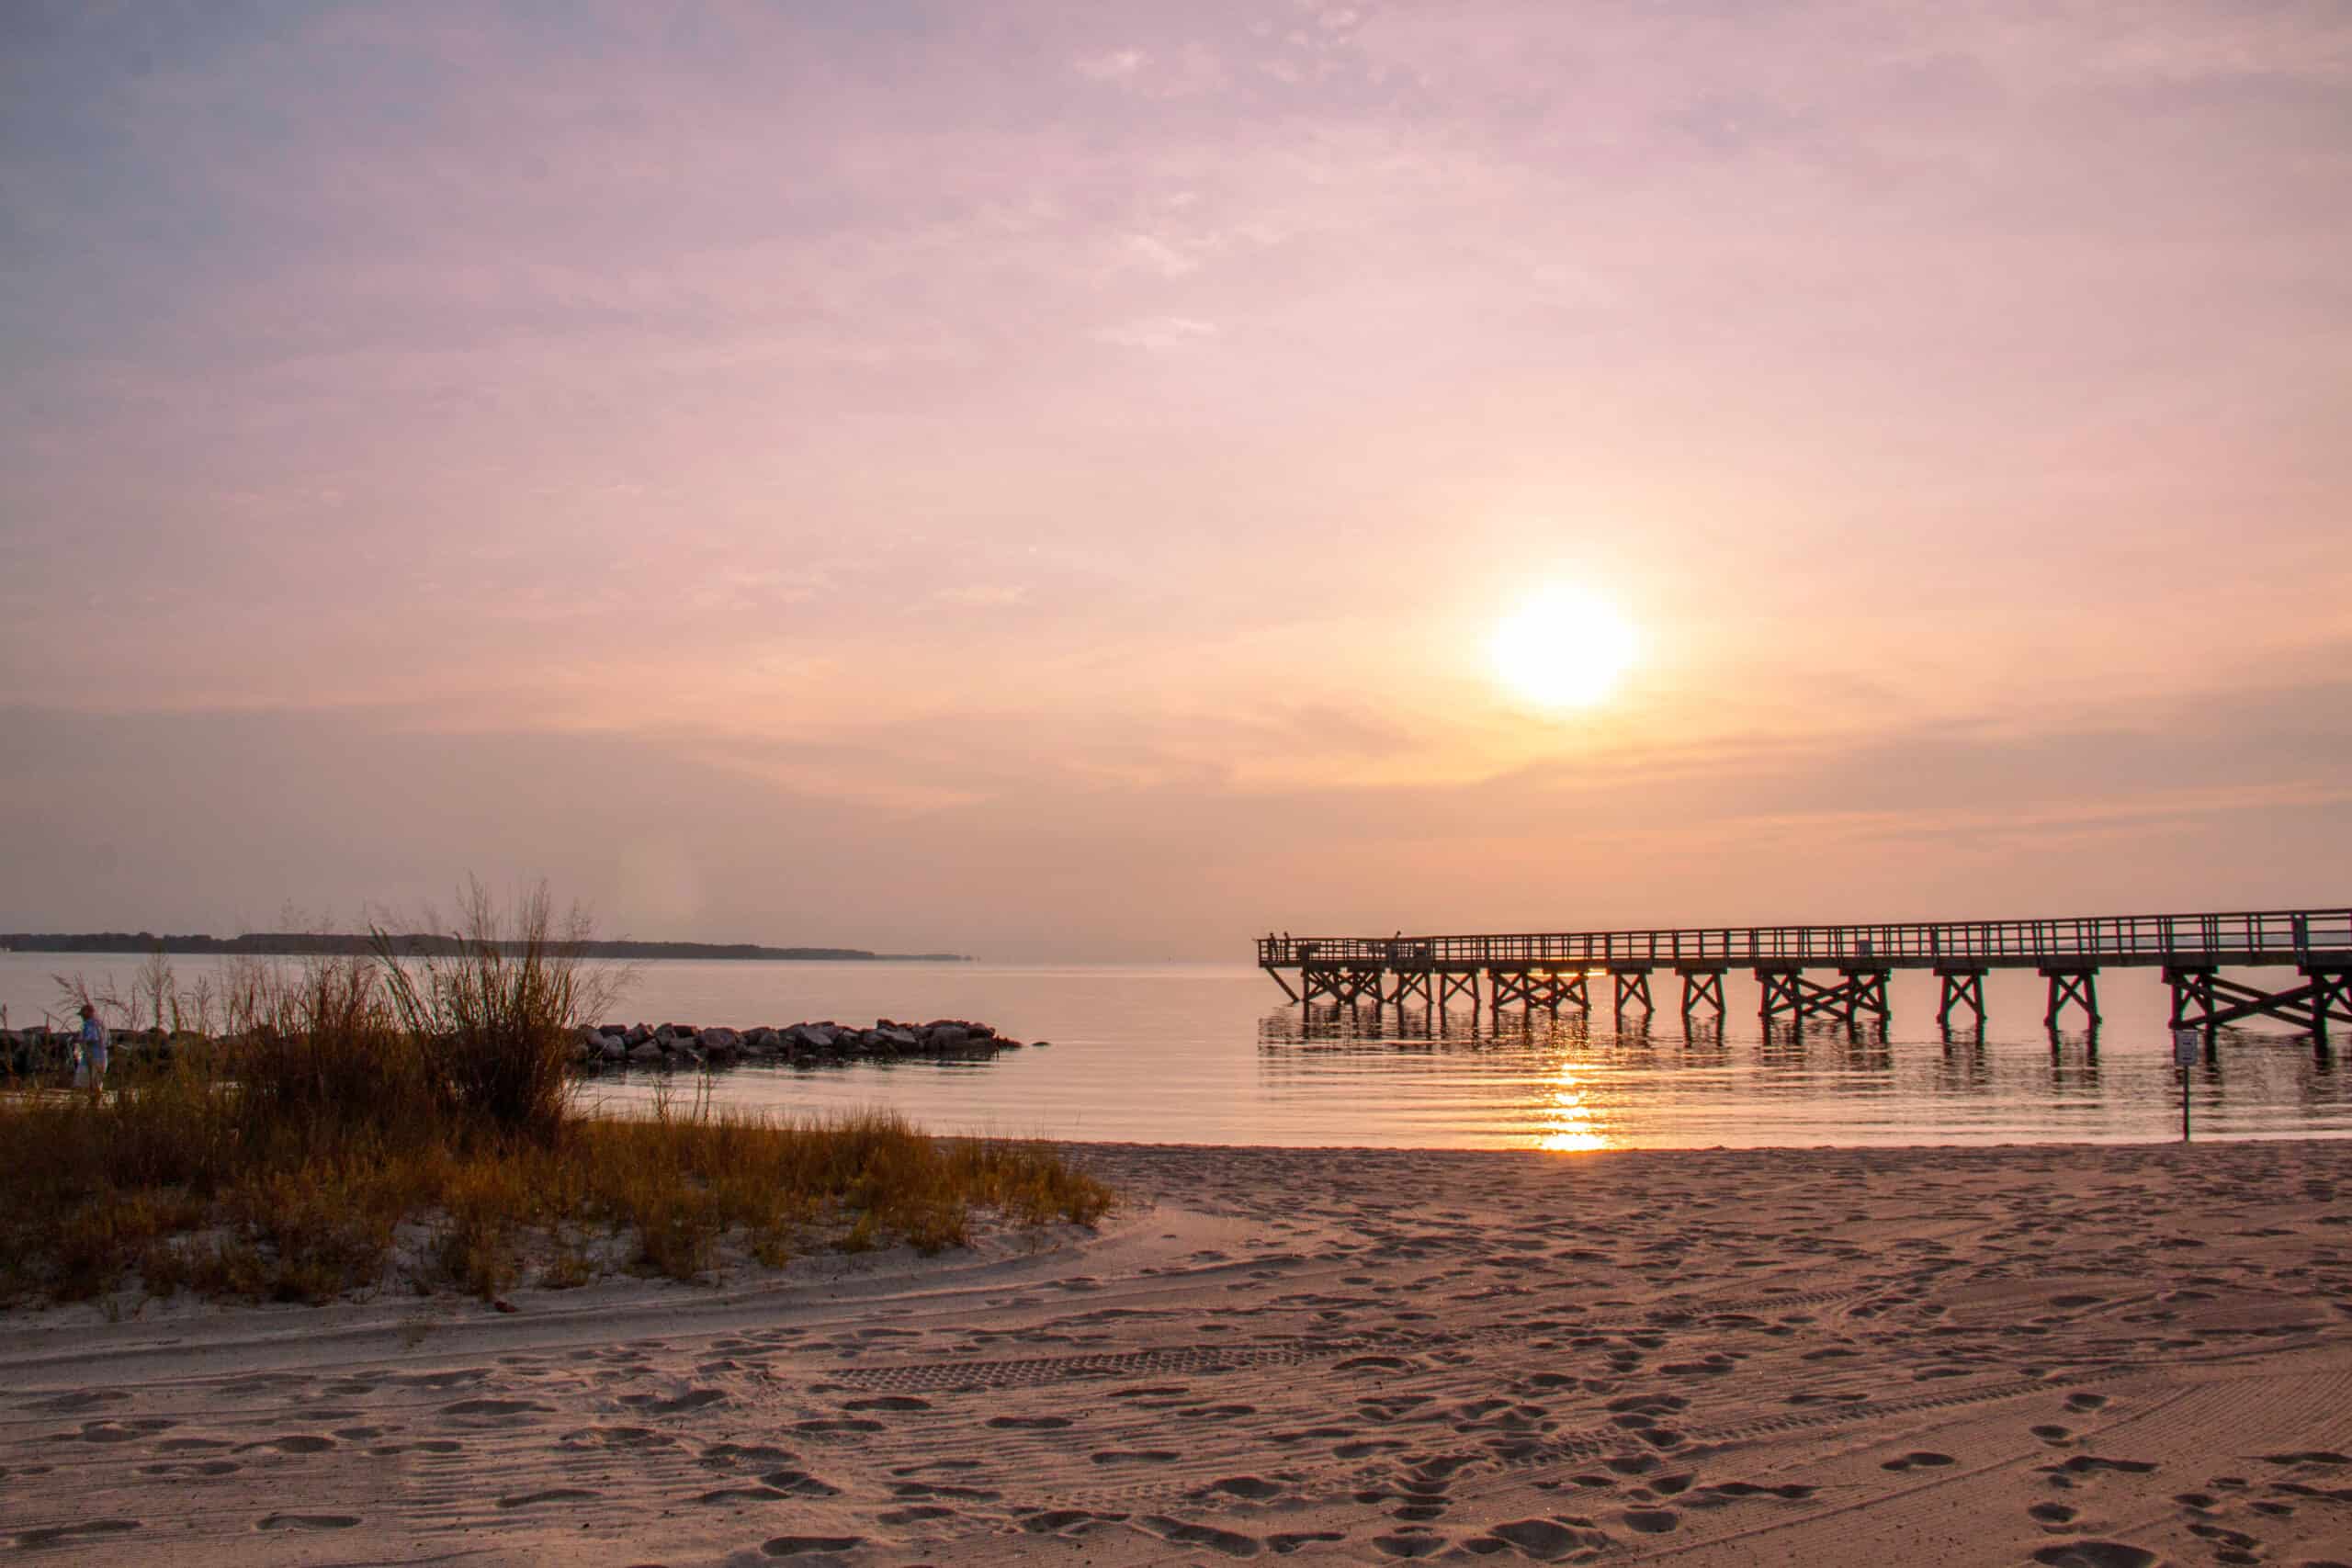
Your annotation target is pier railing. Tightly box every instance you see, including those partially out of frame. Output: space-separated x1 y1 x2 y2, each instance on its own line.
1259 907 2352 971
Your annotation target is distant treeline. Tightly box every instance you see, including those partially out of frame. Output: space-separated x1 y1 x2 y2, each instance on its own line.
0 932 970 963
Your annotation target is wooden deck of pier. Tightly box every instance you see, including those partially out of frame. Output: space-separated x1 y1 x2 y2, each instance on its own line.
1257 907 2352 1040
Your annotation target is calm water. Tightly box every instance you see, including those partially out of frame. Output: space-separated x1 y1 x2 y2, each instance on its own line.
6 953 2347 1149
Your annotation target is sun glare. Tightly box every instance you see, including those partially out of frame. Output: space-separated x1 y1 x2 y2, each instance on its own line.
1489 584 1640 709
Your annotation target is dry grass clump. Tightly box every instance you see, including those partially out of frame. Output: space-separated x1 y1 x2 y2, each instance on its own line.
0 885 1113 1309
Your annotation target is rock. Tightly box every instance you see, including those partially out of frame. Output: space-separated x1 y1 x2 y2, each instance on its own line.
925 1023 971 1049
745 1026 779 1051
793 1024 837 1051
876 1026 920 1049
624 1023 652 1046
600 1039 627 1063
1031 1040 1051 1049
700 1026 741 1051
628 1041 663 1066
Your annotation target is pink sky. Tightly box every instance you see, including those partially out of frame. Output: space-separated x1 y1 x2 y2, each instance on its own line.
4 2 2347 956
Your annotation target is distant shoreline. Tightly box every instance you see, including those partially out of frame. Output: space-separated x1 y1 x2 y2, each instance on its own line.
0 932 971 963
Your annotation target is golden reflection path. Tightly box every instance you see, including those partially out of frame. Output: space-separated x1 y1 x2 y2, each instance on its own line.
1535 1056 1613 1151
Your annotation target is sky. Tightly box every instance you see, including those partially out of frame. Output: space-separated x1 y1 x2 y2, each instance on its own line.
3 1 2348 958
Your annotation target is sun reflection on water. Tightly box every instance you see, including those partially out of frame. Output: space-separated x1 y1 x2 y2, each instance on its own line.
1536 1059 1613 1152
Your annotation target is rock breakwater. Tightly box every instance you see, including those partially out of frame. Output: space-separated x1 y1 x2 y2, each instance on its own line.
3 1019 1042 1077
574 1018 1040 1071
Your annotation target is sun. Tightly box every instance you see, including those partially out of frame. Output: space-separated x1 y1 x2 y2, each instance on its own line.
1489 584 1640 709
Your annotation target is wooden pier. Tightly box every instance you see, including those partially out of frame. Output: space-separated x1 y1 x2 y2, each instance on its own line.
1258 907 2352 1041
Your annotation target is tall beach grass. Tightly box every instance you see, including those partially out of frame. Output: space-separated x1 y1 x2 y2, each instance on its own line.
0 886 1112 1307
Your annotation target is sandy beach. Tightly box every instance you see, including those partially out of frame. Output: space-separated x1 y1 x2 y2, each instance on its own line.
3 1139 2348 1565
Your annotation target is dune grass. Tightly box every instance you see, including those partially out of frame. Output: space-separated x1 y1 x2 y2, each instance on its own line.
0 887 1112 1308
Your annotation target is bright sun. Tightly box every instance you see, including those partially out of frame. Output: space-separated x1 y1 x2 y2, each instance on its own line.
1489 584 1640 709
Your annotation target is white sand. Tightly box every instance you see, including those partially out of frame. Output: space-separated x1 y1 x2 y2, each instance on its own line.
3 1140 2349 1565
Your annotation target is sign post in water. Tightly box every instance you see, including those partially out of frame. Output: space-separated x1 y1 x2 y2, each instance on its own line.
2172 1027 2202 1141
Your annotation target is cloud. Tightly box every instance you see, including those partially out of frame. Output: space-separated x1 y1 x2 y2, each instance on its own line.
1092 315 1220 351
1075 48 1146 81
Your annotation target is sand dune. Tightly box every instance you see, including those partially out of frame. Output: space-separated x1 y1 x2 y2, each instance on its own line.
4 1140 2349 1564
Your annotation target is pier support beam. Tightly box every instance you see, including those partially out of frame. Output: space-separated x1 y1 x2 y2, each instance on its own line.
1487 968 1589 1014
2041 964 2101 1029
1302 964 1385 1007
1437 970 1479 1010
1755 965 1892 1025
1386 968 1433 1009
1677 965 1727 1018
1936 966 1987 1029
1840 967 1891 1023
2166 964 2352 1041
1611 966 1654 1018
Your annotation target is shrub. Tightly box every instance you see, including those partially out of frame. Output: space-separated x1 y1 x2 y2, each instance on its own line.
1 881 1114 1307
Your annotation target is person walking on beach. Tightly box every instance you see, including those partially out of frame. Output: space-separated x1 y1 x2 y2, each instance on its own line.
74 1003 107 1100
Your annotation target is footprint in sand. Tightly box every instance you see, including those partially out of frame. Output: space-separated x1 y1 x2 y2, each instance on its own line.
438 1399 549 1424
703 1443 795 1466
1270 1530 1347 1553
1019 1508 1130 1536
235 1434 335 1454
1692 1482 1814 1505
985 1416 1072 1430
2064 1393 2110 1413
11 1520 141 1549
1136 1516 1264 1556
696 1486 795 1506
1091 1450 1181 1465
2030 1503 2079 1525
21 1391 129 1413
1882 1451 1958 1472
842 1396 932 1413
1335 1440 1408 1460
2042 1456 2158 1478
1368 1528 1447 1558
497 1489 602 1508
1488 1518 1613 1558
2031 1543 2156 1568
888 1481 996 1502
1622 1507 1680 1533
620 1388 729 1415
72 1418 174 1444
762 1536 865 1557
258 1514 359 1530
